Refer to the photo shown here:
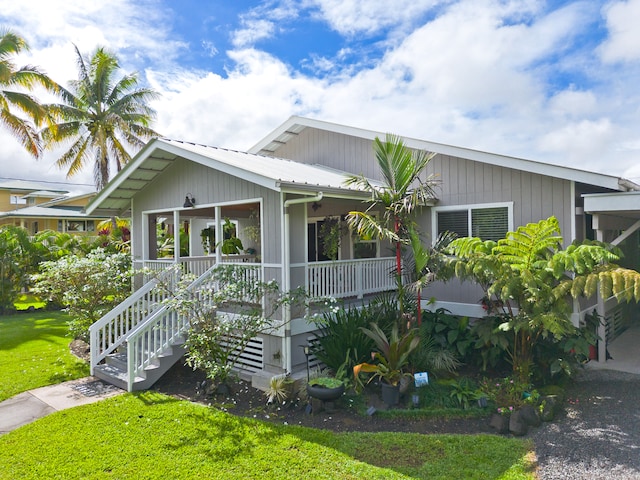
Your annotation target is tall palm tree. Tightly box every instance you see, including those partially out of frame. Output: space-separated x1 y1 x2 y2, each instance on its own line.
42 45 160 190
345 134 439 324
0 29 57 157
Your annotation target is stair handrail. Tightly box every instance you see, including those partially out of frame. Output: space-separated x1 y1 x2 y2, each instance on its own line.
124 264 220 390
89 268 177 375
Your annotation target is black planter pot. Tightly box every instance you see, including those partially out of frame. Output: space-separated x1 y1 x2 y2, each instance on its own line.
381 382 400 406
307 383 345 402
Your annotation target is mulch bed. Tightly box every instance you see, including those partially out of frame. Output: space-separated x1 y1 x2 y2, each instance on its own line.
151 361 495 435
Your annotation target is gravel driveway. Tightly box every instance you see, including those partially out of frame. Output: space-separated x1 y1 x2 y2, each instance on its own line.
532 367 640 480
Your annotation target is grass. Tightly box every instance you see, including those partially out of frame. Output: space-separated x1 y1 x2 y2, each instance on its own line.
0 311 89 402
12 294 47 311
0 392 537 480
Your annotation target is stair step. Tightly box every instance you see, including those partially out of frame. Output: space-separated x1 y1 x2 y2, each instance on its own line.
93 363 145 391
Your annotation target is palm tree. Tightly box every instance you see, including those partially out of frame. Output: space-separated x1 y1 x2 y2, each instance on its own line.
42 45 160 190
0 29 57 157
345 134 439 323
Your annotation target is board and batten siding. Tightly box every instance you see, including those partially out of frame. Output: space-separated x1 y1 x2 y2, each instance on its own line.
272 128 382 180
131 156 283 265
273 127 574 241
426 153 573 241
425 154 573 306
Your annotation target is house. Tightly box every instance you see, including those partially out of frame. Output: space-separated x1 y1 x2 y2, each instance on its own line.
0 180 106 234
85 116 640 391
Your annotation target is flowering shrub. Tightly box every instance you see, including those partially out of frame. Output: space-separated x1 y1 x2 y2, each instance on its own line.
32 249 132 340
479 375 537 415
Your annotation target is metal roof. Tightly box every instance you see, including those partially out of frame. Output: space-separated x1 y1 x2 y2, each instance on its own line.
0 180 69 194
86 138 379 216
250 116 640 192
0 205 105 219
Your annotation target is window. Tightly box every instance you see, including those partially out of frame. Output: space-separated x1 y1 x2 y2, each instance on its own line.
9 195 26 205
434 203 512 242
351 213 379 259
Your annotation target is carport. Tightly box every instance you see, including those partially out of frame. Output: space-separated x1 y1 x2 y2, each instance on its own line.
583 191 640 368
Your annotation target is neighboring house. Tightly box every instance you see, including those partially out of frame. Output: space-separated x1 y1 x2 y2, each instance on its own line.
85 116 640 391
0 180 106 234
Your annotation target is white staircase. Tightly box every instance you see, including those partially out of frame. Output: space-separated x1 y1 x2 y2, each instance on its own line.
89 265 217 391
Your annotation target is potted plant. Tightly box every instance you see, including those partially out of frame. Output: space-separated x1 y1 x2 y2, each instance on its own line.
306 376 345 402
353 323 420 406
221 218 243 254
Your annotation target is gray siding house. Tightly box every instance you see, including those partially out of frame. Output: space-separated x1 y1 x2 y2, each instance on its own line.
86 116 640 390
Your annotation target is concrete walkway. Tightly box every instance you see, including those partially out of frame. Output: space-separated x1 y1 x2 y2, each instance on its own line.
0 377 124 436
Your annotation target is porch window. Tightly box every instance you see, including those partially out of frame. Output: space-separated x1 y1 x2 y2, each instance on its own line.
434 203 512 241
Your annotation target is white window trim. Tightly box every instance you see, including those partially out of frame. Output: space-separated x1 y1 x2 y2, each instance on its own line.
431 201 514 244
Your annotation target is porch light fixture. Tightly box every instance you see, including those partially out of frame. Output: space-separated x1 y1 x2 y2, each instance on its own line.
311 201 321 211
183 193 196 208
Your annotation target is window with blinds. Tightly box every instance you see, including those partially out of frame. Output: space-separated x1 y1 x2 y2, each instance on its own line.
437 206 509 241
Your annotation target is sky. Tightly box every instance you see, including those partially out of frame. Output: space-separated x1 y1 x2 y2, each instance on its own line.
0 0 639 194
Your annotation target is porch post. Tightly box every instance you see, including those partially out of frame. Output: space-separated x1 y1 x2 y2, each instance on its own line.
214 206 222 264
173 210 180 263
596 291 607 363
593 215 608 362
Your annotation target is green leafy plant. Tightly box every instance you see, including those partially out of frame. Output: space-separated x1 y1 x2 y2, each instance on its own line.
308 377 343 389
221 218 243 254
353 322 420 387
479 376 533 415
442 377 479 410
443 216 640 381
309 296 396 381
31 249 132 340
161 264 307 386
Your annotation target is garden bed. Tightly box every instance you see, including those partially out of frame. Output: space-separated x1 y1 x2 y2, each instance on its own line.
152 361 495 435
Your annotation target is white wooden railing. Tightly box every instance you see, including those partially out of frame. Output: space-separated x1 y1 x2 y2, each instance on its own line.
136 256 217 280
307 257 397 299
89 269 176 373
90 260 264 390
125 264 220 390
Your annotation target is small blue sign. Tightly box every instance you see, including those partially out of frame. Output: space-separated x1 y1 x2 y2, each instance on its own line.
414 372 429 387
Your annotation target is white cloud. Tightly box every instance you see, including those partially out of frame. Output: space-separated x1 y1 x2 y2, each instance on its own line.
599 0 640 63
2 0 640 189
309 0 445 36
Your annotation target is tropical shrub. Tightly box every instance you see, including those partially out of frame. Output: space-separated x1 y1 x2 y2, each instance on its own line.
353 322 420 387
442 216 640 381
162 265 306 386
31 249 132 340
309 295 397 381
0 226 33 312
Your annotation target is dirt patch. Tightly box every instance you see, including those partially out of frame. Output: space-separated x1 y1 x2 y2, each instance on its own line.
70 339 90 362
151 361 494 435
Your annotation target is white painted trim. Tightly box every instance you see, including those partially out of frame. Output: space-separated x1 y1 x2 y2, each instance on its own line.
431 201 514 244
570 181 576 242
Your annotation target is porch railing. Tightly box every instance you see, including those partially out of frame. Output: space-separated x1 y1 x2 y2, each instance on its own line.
307 257 397 299
89 270 173 373
136 256 217 279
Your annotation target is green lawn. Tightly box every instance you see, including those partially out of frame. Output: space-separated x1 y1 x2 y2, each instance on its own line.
0 311 89 401
13 294 47 311
0 392 537 480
